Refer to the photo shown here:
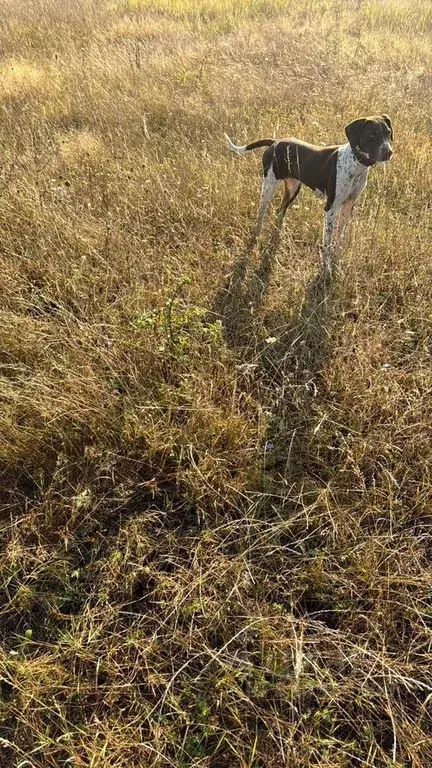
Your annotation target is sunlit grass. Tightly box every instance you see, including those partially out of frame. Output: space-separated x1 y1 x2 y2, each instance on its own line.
0 0 431 767
122 0 291 16
0 58 48 99
361 0 432 33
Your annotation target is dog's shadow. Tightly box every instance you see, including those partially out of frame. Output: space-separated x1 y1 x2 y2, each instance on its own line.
283 254 338 383
214 228 339 383
213 228 283 352
213 229 341 484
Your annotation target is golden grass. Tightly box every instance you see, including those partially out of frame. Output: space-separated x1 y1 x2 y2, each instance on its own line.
0 0 432 766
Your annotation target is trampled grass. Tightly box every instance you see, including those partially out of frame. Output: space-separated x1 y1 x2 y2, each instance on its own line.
0 0 431 766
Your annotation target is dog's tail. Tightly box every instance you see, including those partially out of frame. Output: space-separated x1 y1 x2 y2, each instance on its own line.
224 133 276 154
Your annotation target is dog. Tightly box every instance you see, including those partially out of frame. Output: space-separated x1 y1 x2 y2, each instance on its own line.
225 115 393 262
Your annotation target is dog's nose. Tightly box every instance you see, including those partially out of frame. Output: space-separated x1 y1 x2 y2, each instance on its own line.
383 145 393 160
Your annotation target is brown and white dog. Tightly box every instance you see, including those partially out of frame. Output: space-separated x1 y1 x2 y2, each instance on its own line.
225 115 393 262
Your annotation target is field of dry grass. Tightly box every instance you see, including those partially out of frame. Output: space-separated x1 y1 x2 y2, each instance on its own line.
0 0 432 766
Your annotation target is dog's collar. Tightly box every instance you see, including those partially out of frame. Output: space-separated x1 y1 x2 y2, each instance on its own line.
352 145 376 167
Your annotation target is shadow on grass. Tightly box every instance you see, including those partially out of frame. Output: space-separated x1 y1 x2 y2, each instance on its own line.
214 227 343 491
282 253 339 384
214 227 340 385
213 228 282 352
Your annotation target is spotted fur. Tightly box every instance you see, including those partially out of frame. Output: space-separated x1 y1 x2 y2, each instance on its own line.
225 115 393 263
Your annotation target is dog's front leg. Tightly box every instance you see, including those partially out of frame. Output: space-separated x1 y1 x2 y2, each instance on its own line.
322 202 341 271
334 198 356 254
336 199 355 241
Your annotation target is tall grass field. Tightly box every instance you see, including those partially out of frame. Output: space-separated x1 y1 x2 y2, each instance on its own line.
0 0 431 766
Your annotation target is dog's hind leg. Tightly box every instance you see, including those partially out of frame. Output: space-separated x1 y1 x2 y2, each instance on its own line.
276 178 302 229
252 167 281 243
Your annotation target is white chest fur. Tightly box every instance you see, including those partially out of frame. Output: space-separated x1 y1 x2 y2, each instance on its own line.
335 143 369 202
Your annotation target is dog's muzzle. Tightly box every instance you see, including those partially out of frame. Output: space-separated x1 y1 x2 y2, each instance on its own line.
379 143 393 161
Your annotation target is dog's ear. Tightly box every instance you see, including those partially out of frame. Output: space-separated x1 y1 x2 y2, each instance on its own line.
381 114 393 140
345 117 367 149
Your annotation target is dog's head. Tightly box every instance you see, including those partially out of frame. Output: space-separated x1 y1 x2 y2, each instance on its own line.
345 114 393 164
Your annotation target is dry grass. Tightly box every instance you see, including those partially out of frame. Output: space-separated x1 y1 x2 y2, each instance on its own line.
0 0 432 766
